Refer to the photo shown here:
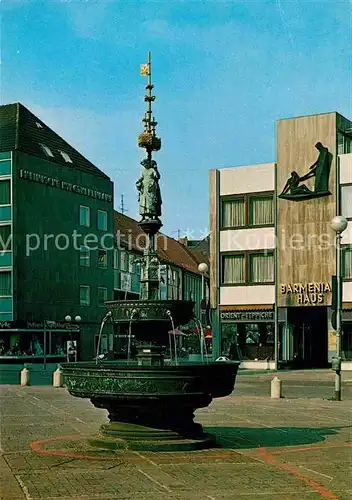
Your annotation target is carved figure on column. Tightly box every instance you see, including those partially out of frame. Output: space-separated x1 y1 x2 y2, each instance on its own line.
136 158 162 220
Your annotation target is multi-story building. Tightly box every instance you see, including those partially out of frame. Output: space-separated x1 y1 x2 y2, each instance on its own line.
210 111 352 369
0 103 114 362
113 212 208 314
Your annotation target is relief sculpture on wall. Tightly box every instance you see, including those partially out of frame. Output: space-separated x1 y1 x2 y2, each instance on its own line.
279 142 333 201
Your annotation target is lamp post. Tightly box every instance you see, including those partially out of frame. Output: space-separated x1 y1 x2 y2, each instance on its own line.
64 315 81 362
330 215 348 401
198 262 209 361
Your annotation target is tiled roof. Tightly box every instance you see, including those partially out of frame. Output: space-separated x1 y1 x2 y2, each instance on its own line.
114 211 206 275
0 103 109 179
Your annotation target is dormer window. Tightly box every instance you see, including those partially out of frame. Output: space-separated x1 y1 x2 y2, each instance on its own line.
59 150 73 163
39 143 54 157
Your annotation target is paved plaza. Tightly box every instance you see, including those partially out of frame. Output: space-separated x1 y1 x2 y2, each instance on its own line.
1 370 351 499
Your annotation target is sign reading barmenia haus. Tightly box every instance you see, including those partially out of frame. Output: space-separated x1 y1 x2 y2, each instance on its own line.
281 282 332 305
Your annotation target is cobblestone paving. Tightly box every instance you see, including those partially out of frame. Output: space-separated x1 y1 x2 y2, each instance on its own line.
1 370 351 499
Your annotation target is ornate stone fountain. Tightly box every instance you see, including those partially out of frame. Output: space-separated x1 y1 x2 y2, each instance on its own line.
61 53 239 451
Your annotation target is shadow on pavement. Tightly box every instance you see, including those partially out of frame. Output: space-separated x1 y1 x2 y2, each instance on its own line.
205 425 349 449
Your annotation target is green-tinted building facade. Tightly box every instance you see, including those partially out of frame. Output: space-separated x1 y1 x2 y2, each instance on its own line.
0 103 114 362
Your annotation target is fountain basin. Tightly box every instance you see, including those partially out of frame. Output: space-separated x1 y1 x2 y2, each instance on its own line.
61 360 239 450
105 299 195 325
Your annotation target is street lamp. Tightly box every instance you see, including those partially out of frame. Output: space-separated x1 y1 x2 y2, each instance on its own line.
330 215 348 401
65 315 81 322
198 262 209 361
64 314 82 362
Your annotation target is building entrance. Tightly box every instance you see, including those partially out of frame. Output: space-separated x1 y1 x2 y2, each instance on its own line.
287 307 328 368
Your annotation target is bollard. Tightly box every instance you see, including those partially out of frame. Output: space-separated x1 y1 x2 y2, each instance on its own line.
20 367 30 386
271 376 282 399
53 368 63 388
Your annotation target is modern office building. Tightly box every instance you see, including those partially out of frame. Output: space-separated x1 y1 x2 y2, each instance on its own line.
0 103 114 362
210 112 352 369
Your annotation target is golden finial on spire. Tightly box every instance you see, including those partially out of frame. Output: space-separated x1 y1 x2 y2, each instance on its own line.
138 52 161 154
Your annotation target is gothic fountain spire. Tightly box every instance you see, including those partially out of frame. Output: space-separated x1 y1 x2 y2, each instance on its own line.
136 52 163 301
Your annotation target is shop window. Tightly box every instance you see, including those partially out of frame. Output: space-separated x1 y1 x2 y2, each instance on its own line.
98 248 108 269
0 271 11 296
80 285 90 306
80 205 90 227
249 253 274 283
97 210 107 231
221 323 238 357
98 286 108 306
249 196 274 226
0 225 11 251
221 198 245 228
343 247 352 279
0 180 10 205
79 246 90 267
222 254 245 284
341 185 352 219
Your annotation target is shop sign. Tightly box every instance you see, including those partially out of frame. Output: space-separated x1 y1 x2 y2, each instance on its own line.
26 321 79 330
281 282 331 305
220 310 274 321
19 169 112 203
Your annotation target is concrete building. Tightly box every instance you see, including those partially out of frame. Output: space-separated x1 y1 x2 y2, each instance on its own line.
210 112 352 369
0 103 114 362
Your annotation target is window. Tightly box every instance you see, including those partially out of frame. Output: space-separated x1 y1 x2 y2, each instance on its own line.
120 251 127 271
79 285 90 306
221 198 245 228
59 150 73 163
222 255 245 284
343 247 352 279
39 143 54 157
113 249 119 269
98 248 107 269
129 255 134 273
338 132 352 154
0 225 11 251
249 196 274 226
79 246 90 267
98 287 108 306
80 205 90 227
97 210 107 231
249 253 274 283
0 180 10 205
0 272 11 296
341 185 352 219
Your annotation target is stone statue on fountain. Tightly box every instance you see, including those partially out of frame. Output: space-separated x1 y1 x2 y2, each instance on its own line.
136 158 162 221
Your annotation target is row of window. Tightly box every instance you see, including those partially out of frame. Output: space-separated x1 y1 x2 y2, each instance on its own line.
80 205 107 231
222 247 352 285
221 194 274 229
80 247 108 269
220 185 352 230
79 285 108 307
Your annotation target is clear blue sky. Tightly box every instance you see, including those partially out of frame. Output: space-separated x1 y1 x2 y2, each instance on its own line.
1 0 351 237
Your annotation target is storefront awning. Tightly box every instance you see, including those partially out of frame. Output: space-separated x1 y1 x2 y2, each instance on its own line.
220 305 274 311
